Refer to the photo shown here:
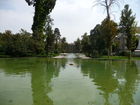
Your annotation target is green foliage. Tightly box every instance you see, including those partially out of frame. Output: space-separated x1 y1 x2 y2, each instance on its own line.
25 0 56 40
80 19 117 57
0 14 66 57
74 38 81 53
131 36 139 52
54 28 61 53
81 33 91 56
100 18 118 56
112 40 120 55
45 16 55 54
90 24 106 57
0 28 66 57
45 16 67 55
60 37 68 53
66 44 75 53
25 0 57 55
119 4 138 58
0 30 35 57
31 39 45 55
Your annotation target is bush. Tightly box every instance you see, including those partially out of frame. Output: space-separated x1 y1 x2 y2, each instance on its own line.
0 30 38 57
118 51 129 56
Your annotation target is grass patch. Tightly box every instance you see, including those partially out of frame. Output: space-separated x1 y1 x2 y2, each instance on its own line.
94 56 140 60
0 53 59 58
0 55 11 58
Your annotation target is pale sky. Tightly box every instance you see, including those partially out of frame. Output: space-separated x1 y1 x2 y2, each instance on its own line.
0 0 140 43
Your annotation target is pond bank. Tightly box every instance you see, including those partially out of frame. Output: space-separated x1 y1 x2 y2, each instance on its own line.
53 53 91 59
53 53 140 60
95 56 140 60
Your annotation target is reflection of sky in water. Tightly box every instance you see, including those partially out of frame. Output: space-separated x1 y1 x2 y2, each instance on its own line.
0 55 140 105
49 60 101 105
0 72 32 105
118 78 126 86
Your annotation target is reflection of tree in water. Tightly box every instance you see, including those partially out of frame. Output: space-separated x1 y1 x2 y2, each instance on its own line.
80 60 140 105
31 58 67 105
0 58 67 105
73 59 82 68
116 61 139 105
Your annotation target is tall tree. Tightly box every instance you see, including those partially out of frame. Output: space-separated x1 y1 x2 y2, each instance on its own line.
60 37 67 53
74 38 81 53
94 0 121 19
101 18 118 56
94 0 120 57
54 28 61 53
25 0 56 40
90 24 106 57
119 4 137 58
45 16 55 54
81 33 91 56
25 0 56 55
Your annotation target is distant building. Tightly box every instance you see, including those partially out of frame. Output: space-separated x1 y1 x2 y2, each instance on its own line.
115 33 127 52
134 34 140 56
115 32 140 55
135 34 140 50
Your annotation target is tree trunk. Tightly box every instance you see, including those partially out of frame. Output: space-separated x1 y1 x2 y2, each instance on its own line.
108 45 112 58
128 50 132 59
110 45 112 56
108 49 110 58
105 0 110 20
106 6 110 19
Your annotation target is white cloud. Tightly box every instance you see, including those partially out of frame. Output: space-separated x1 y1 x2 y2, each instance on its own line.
0 9 33 33
0 0 140 43
51 0 106 42
0 0 34 33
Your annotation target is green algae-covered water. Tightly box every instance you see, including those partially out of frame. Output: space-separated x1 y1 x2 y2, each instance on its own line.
0 54 140 105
